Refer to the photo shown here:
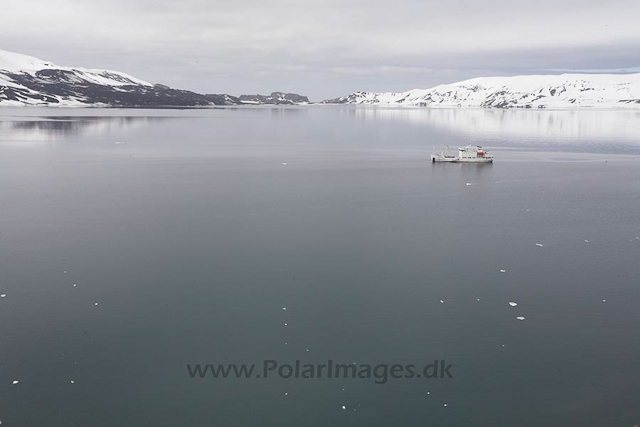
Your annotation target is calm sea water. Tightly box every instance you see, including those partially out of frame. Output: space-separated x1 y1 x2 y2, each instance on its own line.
1 107 639 427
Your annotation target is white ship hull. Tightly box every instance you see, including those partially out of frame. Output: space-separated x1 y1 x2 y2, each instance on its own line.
431 145 493 163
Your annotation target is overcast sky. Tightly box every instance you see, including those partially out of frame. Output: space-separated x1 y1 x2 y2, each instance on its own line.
2 0 640 100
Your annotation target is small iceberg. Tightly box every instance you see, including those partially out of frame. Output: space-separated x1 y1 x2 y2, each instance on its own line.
509 302 518 307
516 316 525 321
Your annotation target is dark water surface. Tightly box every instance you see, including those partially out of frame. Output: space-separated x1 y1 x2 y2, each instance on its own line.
1 107 639 427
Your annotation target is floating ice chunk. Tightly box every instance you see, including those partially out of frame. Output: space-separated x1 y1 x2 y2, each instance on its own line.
535 243 544 247
73 284 77 287
602 299 606 303
509 302 518 307
516 316 525 321
427 391 430 395
501 344 506 347
584 240 589 243
439 300 444 304
284 392 288 396
284 323 288 326
0 294 5 298
282 163 288 166
306 349 309 352
12 380 19 385
477 298 480 301
70 380 75 384
444 403 448 407
282 307 287 311
94 302 99 306
342 405 346 410
465 183 473 186
63 270 67 273
500 269 506 273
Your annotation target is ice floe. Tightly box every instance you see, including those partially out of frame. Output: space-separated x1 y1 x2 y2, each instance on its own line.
500 269 506 273
509 302 518 307
516 316 525 321
12 380 18 385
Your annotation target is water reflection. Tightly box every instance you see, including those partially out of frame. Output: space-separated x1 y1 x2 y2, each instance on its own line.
0 115 166 145
1 106 639 153
350 107 640 152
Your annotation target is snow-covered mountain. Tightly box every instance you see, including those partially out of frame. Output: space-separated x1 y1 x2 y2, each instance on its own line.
0 49 241 106
322 74 640 109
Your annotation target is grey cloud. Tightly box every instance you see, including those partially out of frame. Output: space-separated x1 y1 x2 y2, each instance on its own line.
2 0 640 100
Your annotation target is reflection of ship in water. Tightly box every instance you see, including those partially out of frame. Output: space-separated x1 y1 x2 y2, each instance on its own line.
0 115 162 143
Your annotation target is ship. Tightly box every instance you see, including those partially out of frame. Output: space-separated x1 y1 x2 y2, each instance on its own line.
431 145 494 163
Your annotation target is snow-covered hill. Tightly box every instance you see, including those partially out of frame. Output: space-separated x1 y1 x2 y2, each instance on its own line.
0 49 240 106
322 74 640 109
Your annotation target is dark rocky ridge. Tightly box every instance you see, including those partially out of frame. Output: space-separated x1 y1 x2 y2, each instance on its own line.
238 92 310 105
1 65 308 107
1 69 241 106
